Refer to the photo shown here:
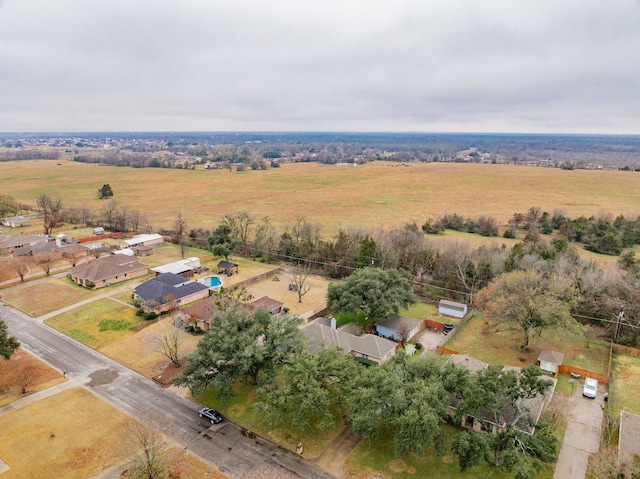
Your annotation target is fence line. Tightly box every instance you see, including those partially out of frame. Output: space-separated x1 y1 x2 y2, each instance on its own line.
612 343 640 358
557 365 610 385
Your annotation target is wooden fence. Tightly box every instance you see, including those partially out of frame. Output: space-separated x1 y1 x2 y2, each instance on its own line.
78 232 124 243
557 365 610 385
231 267 283 290
612 343 640 358
436 346 460 356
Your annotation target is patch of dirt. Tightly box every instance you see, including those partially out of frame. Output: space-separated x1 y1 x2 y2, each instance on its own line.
441 455 454 464
388 459 406 473
406 466 416 473
369 473 390 479
88 369 118 386
155 359 186 387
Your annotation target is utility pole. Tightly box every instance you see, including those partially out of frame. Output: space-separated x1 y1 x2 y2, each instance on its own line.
614 308 624 344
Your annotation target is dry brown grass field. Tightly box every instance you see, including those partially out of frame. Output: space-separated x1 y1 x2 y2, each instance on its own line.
0 348 65 406
0 387 129 479
1 160 639 235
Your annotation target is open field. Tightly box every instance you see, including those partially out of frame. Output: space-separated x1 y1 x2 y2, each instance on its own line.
344 424 553 479
1 277 98 317
45 298 147 349
2 160 640 235
610 353 640 416
446 314 610 374
0 387 129 479
0 348 65 406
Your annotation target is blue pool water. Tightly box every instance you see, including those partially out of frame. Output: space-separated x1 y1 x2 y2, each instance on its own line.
203 276 223 288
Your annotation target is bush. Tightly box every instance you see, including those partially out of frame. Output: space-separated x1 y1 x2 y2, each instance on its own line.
415 342 423 350
354 357 377 367
142 311 158 321
185 325 205 335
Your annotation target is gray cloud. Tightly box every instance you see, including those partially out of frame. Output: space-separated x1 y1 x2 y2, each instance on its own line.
0 0 639 132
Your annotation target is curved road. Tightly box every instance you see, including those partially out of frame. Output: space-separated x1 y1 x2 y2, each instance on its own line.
1 304 336 479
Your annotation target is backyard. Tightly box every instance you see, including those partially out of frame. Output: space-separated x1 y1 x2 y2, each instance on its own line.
609 353 640 416
445 313 610 375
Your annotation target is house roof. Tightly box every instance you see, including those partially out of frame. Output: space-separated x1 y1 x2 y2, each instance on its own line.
537 349 565 365
439 299 467 312
151 257 201 275
449 354 489 374
376 314 422 332
60 243 89 254
134 272 209 305
248 296 284 313
448 359 555 435
14 240 59 256
124 233 163 246
70 255 148 282
0 234 47 250
619 411 640 468
181 296 238 323
302 318 397 362
217 260 238 269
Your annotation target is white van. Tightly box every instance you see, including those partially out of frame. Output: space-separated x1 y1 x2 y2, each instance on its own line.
583 378 598 399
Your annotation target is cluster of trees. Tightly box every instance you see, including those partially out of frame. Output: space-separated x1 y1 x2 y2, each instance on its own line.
174 303 556 478
423 212 499 237
165 210 640 347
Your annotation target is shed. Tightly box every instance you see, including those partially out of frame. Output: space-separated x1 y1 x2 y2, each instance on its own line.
93 227 105 235
438 299 467 319
537 349 565 375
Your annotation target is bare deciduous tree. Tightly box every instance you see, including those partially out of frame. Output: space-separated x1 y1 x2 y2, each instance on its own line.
11 362 44 394
9 257 30 282
35 253 56 276
173 213 188 259
290 266 312 303
155 315 184 368
120 415 171 479
35 194 63 235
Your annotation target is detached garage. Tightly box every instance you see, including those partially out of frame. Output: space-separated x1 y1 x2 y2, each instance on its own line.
438 299 467 319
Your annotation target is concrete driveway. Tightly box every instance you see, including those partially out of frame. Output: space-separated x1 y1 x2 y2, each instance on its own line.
414 328 443 352
553 379 604 479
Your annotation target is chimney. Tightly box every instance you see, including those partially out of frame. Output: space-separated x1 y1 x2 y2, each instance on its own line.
330 317 337 330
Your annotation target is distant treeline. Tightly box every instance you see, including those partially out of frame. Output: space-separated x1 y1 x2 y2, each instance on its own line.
0 149 59 161
4 132 640 168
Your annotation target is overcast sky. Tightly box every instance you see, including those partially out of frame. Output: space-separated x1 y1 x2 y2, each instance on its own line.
1 0 639 133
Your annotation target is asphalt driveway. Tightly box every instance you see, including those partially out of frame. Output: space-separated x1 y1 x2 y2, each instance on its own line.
553 379 604 479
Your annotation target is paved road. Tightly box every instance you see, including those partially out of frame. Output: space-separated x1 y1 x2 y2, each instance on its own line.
553 380 604 479
2 304 336 479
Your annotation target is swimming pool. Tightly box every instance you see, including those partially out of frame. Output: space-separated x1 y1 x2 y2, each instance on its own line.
203 276 223 289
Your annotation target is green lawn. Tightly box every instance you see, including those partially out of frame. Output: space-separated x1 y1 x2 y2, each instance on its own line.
344 424 554 479
610 353 640 416
195 379 344 458
446 314 610 374
554 374 580 397
44 299 147 349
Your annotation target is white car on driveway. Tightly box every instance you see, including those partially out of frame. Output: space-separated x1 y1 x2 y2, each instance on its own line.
582 377 598 398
